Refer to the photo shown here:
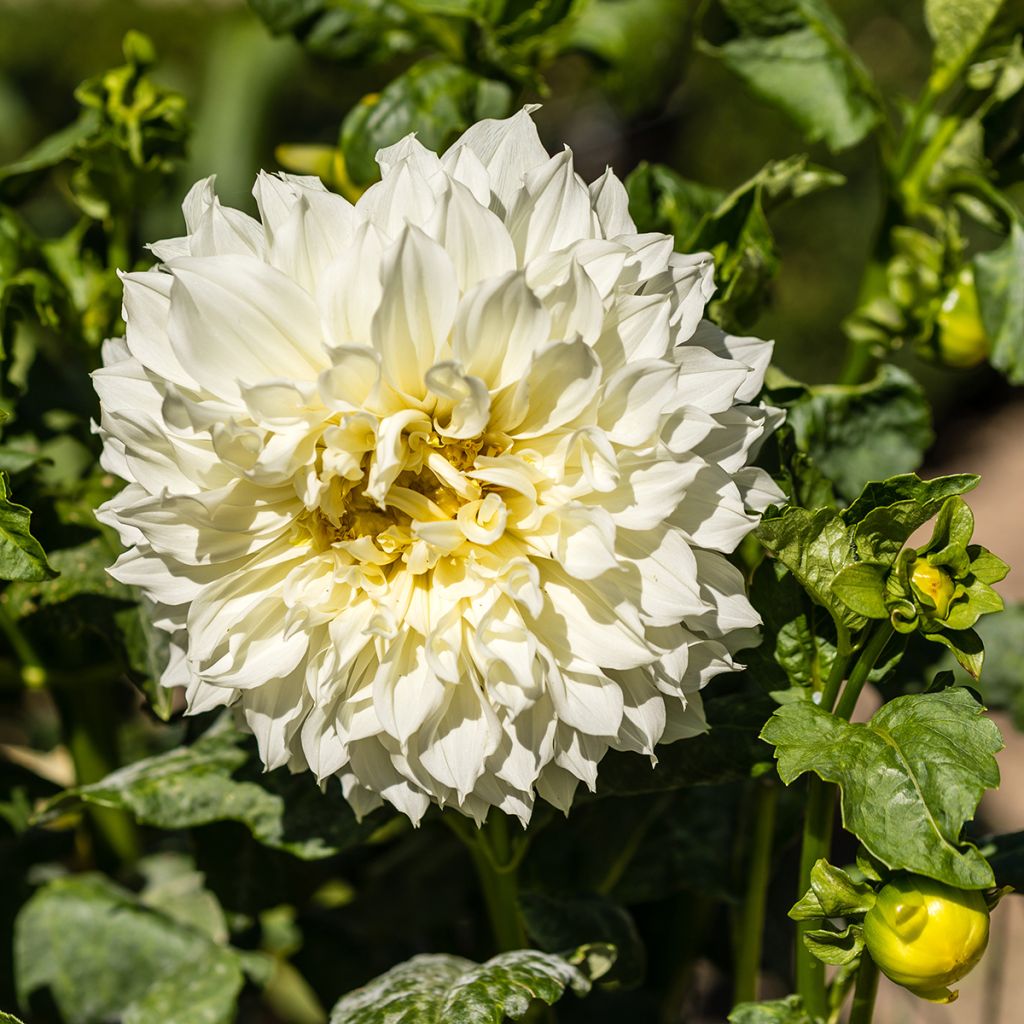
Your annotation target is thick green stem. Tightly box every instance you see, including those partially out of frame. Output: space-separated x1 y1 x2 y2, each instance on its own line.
795 776 834 1019
848 952 880 1024
834 624 894 722
733 781 778 1006
452 813 528 953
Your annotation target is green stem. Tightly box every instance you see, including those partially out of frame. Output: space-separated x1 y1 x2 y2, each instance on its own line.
733 781 778 1006
848 952 880 1024
450 813 528 953
795 776 834 1020
834 624 894 722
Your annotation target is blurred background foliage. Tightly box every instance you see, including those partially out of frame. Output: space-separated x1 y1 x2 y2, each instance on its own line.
1 1 1024 1022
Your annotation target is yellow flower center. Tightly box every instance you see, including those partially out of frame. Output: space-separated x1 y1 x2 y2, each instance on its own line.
911 559 956 619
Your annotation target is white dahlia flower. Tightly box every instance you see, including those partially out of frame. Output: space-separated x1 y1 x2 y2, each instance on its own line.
94 109 782 825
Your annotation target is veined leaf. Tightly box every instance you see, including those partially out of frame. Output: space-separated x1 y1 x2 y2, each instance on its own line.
14 874 253 1024
0 472 55 582
329 947 611 1023
728 995 814 1024
762 688 1002 888
45 719 381 859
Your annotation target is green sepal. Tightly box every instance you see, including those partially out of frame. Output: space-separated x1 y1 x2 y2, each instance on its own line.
922 626 985 679
803 922 864 966
789 859 876 921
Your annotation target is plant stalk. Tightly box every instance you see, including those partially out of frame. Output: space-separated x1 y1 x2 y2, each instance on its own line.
834 624 894 722
733 781 778 1006
453 812 529 953
848 952 880 1024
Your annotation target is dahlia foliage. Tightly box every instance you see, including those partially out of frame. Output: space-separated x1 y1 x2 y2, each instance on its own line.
94 109 780 823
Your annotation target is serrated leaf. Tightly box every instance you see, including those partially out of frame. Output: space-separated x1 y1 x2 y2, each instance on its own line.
14 874 247 1024
340 59 511 185
975 219 1024 385
762 689 1002 888
711 1 880 151
329 947 607 1023
46 720 381 859
926 0 1006 89
728 995 813 1024
0 472 55 582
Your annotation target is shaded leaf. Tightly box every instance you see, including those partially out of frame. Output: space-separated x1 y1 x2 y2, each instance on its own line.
762 688 1002 888
46 720 382 859
711 0 880 151
340 59 511 185
975 219 1024 385
14 874 248 1024
0 472 55 582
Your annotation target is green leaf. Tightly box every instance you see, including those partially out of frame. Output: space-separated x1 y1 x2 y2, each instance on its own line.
984 830 1024 889
832 563 890 619
627 156 842 330
329 947 610 1023
14 874 248 1024
710 1 880 151
249 0 418 65
0 1014 26 1023
841 473 978 563
762 688 1002 888
0 472 55 582
3 537 130 618
0 112 102 198
757 506 865 633
923 625 985 679
975 219 1024 385
781 366 933 503
567 0 699 112
728 995 814 1024
46 719 382 859
925 0 1006 89
114 598 175 720
340 59 511 185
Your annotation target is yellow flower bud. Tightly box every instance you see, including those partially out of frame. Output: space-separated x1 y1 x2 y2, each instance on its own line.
937 267 989 370
863 875 990 1003
911 559 956 619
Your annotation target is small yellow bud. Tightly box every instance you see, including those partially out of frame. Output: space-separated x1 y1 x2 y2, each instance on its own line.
863 875 990 1003
937 267 989 370
911 559 956 619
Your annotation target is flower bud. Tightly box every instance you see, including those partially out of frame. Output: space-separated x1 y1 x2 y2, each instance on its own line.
910 559 956 620
937 267 989 370
863 875 989 1003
